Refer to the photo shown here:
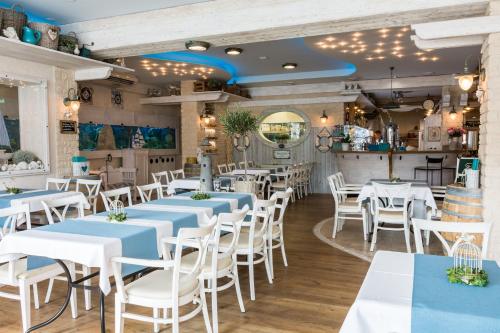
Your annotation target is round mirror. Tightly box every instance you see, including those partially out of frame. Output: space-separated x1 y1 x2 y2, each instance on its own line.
258 109 310 147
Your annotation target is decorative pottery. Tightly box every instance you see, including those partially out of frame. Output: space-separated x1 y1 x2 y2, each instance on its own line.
21 26 41 44
28 161 38 170
1 164 7 171
341 143 350 151
15 161 28 170
2 26 19 39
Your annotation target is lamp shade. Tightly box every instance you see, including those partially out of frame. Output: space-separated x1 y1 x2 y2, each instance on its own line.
458 74 474 91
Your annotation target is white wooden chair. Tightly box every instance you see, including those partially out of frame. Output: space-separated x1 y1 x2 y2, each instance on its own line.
227 163 236 172
152 171 171 197
0 204 79 332
76 178 102 214
413 219 491 258
254 174 267 199
335 171 363 192
100 187 133 211
41 195 92 311
268 168 295 202
137 182 163 203
182 207 249 333
327 175 369 240
221 198 275 301
267 188 293 280
247 161 255 168
370 182 414 253
46 177 70 191
217 164 229 175
112 219 217 333
99 167 137 198
170 169 185 180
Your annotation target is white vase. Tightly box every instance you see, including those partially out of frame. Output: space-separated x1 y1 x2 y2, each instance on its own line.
341 143 350 151
449 137 461 151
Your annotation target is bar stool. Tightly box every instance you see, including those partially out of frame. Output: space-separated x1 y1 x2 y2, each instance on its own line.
414 156 444 185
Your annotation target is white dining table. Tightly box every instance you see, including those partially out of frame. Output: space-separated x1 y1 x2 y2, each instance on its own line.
0 190 90 212
230 168 271 176
167 178 201 192
340 251 413 333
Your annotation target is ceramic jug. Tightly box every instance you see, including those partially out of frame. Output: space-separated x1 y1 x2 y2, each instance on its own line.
22 26 41 45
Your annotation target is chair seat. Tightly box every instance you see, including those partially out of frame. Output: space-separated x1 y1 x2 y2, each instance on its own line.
220 232 263 250
125 270 198 301
241 223 281 238
0 258 62 282
270 181 287 189
107 182 134 190
378 210 406 222
181 250 232 274
338 201 361 212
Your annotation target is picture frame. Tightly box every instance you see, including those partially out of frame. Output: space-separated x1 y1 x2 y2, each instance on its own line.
428 126 441 142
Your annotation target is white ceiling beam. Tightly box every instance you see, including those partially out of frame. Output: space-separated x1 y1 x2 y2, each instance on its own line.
411 35 485 50
74 68 112 81
357 75 456 91
247 82 345 97
412 15 500 40
61 0 488 58
229 95 357 108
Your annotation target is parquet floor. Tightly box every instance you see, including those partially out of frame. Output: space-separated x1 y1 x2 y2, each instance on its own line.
0 194 369 332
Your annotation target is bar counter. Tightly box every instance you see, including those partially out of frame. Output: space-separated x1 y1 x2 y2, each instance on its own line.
333 150 464 185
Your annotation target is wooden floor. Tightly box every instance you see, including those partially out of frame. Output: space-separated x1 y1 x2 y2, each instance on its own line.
0 194 369 332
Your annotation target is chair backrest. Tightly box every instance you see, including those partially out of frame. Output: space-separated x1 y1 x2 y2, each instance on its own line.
328 174 346 206
0 204 31 239
427 156 444 165
121 167 137 186
413 219 491 258
273 187 293 226
137 182 163 203
243 197 277 250
100 187 133 211
372 182 412 213
46 177 70 191
41 195 86 224
227 162 236 172
208 206 249 272
76 178 102 198
335 172 346 188
217 164 228 175
152 171 170 186
247 161 255 168
238 161 246 169
170 169 185 180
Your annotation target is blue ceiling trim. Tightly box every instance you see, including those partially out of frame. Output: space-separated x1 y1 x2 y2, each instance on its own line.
231 68 356 85
0 2 60 25
144 52 237 78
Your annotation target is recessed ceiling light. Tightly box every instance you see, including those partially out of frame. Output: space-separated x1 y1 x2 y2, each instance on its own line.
379 28 390 34
282 63 298 69
225 47 243 55
326 36 335 42
352 32 363 37
259 56 269 60
185 40 210 51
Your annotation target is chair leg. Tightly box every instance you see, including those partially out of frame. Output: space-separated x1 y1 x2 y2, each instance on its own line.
362 208 368 241
211 275 218 333
19 280 31 333
263 246 273 285
233 262 246 313
200 283 213 333
248 255 256 301
425 230 431 246
332 213 339 238
403 222 411 253
114 295 124 333
370 219 379 252
153 308 160 333
268 235 274 280
69 263 78 319
44 278 54 303
82 265 92 310
172 302 180 333
280 229 288 267
32 283 39 310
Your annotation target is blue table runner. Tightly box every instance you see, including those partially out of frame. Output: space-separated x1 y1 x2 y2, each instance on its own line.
412 254 500 333
148 198 231 216
95 208 199 236
177 191 253 209
27 220 158 276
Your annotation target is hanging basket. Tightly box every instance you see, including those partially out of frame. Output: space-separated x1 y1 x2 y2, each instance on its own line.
1 4 27 39
28 22 60 49
58 31 78 54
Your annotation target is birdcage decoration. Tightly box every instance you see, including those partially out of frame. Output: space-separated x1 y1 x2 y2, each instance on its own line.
447 233 488 287
107 199 127 222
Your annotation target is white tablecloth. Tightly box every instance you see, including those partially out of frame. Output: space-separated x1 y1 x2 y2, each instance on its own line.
170 195 239 211
168 179 200 191
133 203 212 220
230 168 270 176
357 181 437 211
340 251 414 333
11 190 90 212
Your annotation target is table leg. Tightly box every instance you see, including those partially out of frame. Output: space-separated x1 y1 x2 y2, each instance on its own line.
26 259 72 333
100 290 106 333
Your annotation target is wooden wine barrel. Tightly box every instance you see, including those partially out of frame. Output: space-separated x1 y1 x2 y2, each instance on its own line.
441 184 483 245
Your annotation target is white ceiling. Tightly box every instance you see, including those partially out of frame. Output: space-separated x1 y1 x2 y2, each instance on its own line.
0 0 212 24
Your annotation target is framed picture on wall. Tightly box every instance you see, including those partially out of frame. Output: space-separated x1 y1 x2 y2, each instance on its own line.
428 126 441 142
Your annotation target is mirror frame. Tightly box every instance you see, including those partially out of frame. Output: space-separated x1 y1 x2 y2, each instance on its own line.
257 108 311 148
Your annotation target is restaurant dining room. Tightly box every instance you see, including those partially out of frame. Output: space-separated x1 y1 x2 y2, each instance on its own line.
0 0 499 332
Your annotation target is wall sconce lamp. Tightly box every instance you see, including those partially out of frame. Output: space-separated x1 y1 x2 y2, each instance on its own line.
456 56 479 91
320 110 328 124
63 88 81 113
449 105 458 120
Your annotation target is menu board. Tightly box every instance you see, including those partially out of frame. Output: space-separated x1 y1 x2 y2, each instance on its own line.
60 120 77 134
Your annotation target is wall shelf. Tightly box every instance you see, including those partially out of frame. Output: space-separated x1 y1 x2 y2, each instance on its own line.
140 91 250 106
0 37 134 80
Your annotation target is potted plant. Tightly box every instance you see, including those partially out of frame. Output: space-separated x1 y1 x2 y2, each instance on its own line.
220 106 259 193
341 134 351 151
447 127 466 150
